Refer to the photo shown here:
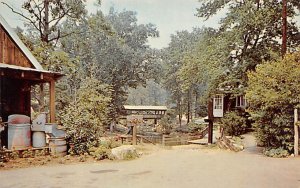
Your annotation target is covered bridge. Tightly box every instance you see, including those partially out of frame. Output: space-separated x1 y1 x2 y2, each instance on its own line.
122 105 168 124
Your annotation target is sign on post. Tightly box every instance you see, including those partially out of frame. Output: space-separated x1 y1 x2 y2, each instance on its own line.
127 115 143 145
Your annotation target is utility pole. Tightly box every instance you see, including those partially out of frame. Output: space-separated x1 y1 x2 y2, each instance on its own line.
282 0 287 57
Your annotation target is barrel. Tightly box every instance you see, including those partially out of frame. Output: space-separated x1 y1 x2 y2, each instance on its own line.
49 137 67 156
8 123 31 150
32 131 46 148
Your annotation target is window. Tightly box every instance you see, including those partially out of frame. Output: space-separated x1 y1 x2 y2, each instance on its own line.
236 95 247 107
214 95 223 109
213 94 224 117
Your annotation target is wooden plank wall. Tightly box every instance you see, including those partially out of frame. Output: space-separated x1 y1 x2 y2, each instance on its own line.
0 26 33 68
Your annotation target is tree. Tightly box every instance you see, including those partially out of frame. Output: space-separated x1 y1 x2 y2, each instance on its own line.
2 0 87 44
162 28 210 125
126 79 168 106
246 52 300 152
196 0 300 95
60 9 160 123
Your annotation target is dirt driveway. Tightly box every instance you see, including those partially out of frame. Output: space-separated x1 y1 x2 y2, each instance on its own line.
1 143 300 188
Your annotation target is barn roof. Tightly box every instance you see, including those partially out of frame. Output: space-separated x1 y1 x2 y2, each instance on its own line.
0 15 43 70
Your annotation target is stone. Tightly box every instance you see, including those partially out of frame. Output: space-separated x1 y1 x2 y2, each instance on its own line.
232 143 244 151
111 145 137 160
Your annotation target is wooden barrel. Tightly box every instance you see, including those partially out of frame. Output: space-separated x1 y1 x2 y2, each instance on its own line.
49 137 67 156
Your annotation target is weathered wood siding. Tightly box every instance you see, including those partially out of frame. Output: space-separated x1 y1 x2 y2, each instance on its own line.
0 77 31 122
0 26 33 68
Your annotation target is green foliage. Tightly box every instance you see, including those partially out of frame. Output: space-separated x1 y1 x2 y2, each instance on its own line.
162 28 210 125
246 52 300 152
159 109 177 134
60 9 160 122
89 145 112 160
89 139 120 160
60 77 112 155
187 121 206 133
100 139 121 150
126 79 168 106
221 111 247 137
194 0 300 97
263 147 290 158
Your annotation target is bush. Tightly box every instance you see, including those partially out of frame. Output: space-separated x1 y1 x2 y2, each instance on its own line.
246 52 300 153
159 109 176 134
89 145 112 160
60 78 112 155
188 121 206 133
263 147 290 158
252 109 294 151
221 111 247 136
89 139 120 160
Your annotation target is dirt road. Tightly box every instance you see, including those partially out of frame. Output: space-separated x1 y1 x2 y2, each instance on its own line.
1 144 300 188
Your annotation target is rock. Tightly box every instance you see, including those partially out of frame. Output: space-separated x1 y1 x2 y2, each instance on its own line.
232 143 244 152
111 145 138 160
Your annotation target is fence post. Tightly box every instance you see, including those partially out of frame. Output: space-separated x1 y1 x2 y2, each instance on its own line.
162 135 166 146
294 108 299 156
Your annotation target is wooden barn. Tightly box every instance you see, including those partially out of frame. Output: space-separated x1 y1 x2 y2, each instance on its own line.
0 15 62 123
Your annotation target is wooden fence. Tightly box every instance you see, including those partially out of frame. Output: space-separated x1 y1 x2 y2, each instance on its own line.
162 126 209 146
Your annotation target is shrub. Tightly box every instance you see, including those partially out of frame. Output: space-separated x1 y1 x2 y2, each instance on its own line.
159 109 176 134
101 139 121 149
88 139 121 160
221 111 247 137
263 147 290 158
89 145 113 160
251 109 294 151
188 121 206 133
246 52 300 153
60 77 112 155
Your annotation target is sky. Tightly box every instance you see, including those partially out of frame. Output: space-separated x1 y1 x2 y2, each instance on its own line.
0 0 225 49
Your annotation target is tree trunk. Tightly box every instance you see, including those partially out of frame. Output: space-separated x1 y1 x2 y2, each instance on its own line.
282 0 287 57
177 97 182 127
43 0 50 43
195 91 198 118
187 90 191 124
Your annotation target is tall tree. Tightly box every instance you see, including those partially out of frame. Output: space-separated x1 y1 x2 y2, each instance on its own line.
60 9 160 123
196 0 300 95
2 0 87 44
162 28 206 124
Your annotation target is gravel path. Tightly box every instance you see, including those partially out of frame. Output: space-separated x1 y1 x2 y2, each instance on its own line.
1 141 300 188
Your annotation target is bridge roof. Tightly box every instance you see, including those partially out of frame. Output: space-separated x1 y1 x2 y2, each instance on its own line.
123 105 167 111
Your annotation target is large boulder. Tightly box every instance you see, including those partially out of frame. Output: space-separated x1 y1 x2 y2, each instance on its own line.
111 145 138 160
